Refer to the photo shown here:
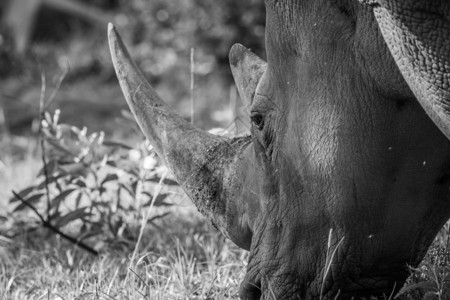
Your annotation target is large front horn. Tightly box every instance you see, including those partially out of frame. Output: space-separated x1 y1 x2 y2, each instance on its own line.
108 24 255 248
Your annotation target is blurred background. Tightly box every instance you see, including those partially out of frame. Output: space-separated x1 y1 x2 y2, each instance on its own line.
0 3 267 297
0 0 267 208
0 0 266 139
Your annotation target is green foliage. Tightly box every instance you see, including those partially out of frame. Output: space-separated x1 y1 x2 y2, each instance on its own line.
9 109 175 252
125 0 265 68
398 227 450 300
1 0 265 81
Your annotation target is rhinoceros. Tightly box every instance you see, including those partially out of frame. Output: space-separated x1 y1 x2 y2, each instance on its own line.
108 0 450 298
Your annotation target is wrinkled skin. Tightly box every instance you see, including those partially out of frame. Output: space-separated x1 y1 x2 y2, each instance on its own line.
109 0 450 298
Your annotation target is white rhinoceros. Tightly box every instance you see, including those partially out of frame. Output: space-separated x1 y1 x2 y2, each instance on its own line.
108 0 450 298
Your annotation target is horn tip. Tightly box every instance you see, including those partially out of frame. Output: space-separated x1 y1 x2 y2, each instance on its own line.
107 22 127 67
229 43 249 68
108 22 114 32
107 23 118 42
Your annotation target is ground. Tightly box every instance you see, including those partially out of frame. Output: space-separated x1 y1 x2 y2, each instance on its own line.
0 121 248 299
0 35 249 299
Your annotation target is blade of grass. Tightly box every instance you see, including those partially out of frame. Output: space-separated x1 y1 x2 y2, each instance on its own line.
320 228 345 299
126 170 168 282
190 48 195 125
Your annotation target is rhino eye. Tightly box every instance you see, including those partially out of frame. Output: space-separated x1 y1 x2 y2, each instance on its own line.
250 113 265 130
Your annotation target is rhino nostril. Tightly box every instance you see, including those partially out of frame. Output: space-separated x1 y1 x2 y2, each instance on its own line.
239 279 262 300
250 113 265 130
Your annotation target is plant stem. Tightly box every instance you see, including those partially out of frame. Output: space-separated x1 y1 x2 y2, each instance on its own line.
12 191 99 256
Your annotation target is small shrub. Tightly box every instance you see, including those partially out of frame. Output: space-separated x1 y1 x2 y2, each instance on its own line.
8 109 177 252
399 229 450 300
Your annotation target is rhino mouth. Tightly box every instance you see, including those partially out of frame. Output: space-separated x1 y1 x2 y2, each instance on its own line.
240 255 408 299
239 278 262 300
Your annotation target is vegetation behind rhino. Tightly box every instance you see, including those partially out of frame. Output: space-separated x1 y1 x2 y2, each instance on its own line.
108 0 450 299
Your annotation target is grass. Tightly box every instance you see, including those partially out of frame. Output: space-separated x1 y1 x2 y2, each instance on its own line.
0 27 250 297
2 138 450 300
0 160 247 300
0 136 248 299
0 212 247 300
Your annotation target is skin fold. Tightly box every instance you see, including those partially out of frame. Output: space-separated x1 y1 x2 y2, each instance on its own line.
363 0 450 139
109 0 450 298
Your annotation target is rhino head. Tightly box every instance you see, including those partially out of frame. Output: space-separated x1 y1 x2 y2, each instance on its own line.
108 0 450 298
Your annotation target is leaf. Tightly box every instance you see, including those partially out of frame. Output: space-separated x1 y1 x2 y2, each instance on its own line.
53 207 91 228
131 180 138 194
141 191 153 198
37 159 59 177
50 189 77 209
46 138 76 157
121 109 135 121
115 159 139 177
44 111 53 126
36 173 70 189
102 140 133 150
97 186 106 196
49 211 61 221
398 280 438 296
79 228 105 240
101 173 119 185
90 201 110 209
0 235 13 244
145 177 179 186
10 186 35 203
13 193 44 212
73 179 86 188
106 160 117 167
143 193 172 207
75 192 83 208
443 271 450 282
59 163 87 177
147 212 171 223
70 126 81 135
120 183 135 198
424 291 439 300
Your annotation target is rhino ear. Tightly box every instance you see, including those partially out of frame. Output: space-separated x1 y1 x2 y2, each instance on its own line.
372 1 450 139
229 44 267 107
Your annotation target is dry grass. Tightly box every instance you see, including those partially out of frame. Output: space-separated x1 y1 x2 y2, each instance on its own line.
1 135 450 300
0 211 247 300
0 150 247 300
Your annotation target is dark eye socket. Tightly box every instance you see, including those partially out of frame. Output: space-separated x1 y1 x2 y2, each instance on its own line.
250 113 264 130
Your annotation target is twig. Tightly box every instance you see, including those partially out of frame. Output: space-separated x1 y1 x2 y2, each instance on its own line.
38 67 52 220
126 170 168 282
37 66 67 222
45 62 69 110
12 191 99 256
190 48 195 125
128 267 149 288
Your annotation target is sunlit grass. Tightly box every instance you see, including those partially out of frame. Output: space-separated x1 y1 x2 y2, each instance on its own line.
1 133 450 300
1 200 247 299
0 138 248 300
